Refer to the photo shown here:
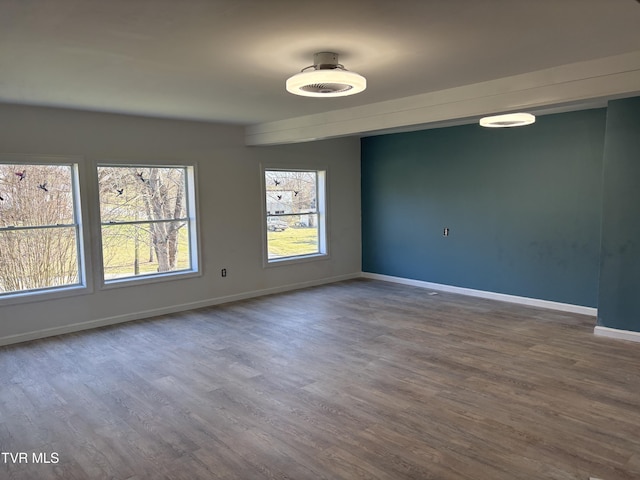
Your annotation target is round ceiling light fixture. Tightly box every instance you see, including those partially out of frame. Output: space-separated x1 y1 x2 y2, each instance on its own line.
286 52 367 98
479 112 536 128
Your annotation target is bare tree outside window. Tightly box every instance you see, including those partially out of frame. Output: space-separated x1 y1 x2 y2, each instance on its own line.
0 163 80 295
98 166 195 280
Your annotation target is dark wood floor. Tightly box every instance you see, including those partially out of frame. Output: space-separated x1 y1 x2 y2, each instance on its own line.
1 279 639 479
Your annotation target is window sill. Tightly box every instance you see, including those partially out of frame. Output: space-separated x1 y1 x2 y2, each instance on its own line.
101 269 201 290
265 252 329 268
0 284 91 307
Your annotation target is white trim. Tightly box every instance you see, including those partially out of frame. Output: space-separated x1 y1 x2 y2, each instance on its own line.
0 272 360 347
0 284 90 307
101 269 202 290
0 155 94 306
361 272 597 316
265 252 329 268
261 166 329 267
95 163 200 287
594 326 640 343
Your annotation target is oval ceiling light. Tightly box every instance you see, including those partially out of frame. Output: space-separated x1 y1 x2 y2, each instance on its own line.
479 112 536 128
286 52 366 98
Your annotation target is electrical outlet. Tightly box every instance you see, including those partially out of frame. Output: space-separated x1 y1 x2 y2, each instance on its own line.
221 268 227 277
443 227 449 237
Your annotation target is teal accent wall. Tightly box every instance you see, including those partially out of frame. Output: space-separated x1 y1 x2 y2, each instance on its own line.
362 109 606 308
597 97 640 331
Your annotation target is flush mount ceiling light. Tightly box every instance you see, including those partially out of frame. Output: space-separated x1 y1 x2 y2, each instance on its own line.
479 112 536 128
286 52 366 98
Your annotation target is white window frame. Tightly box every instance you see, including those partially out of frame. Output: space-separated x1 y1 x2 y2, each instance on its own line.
0 155 92 306
262 166 328 266
96 163 200 287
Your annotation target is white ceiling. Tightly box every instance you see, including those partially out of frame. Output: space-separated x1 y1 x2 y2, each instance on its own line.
1 0 640 128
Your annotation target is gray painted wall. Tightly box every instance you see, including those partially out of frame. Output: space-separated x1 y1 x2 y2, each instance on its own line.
0 104 362 344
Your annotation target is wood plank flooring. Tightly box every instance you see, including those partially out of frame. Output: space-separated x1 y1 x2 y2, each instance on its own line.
1 278 639 479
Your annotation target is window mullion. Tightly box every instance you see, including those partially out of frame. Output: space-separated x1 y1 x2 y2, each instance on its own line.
266 212 317 218
101 218 189 227
0 223 77 232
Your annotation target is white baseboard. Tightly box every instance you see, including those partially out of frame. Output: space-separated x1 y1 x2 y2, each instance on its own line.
594 326 640 343
9 271 627 348
361 272 598 316
0 273 361 347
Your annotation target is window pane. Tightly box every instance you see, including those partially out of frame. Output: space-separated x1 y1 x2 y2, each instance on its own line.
98 164 197 283
102 221 191 280
98 167 187 223
264 169 325 263
267 214 319 259
0 164 74 227
265 170 317 214
0 227 79 293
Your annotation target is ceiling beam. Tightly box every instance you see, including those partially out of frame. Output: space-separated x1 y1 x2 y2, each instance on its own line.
245 50 640 146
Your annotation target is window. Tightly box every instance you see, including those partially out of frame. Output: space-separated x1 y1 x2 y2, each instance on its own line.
0 160 84 297
264 168 327 263
98 165 198 283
